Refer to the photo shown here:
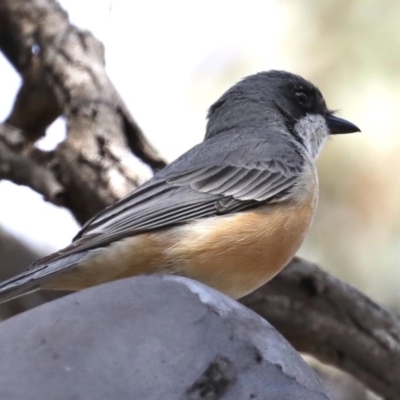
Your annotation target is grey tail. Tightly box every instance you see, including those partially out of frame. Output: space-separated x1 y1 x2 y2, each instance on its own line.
0 270 42 304
0 252 90 304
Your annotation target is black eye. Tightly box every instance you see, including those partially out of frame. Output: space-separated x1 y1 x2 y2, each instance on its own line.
295 91 310 107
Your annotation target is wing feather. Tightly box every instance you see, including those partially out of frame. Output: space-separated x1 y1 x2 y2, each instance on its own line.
36 131 305 264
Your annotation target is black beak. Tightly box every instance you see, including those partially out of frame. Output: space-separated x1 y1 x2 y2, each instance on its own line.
325 114 361 134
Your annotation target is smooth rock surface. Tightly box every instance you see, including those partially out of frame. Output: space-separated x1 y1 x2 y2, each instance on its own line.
0 275 330 400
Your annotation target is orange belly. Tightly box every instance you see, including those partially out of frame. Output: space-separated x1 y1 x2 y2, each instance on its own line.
165 197 316 298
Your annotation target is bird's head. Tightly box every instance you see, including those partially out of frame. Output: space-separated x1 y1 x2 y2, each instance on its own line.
206 70 360 159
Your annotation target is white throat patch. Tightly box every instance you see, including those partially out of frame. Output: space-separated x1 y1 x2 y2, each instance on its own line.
294 114 330 160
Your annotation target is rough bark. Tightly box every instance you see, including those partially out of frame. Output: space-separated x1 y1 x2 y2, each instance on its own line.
0 0 166 224
0 124 64 203
0 0 399 399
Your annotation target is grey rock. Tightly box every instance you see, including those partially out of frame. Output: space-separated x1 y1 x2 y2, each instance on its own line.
0 275 330 400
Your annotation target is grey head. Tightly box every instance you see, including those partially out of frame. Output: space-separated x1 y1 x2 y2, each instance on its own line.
206 70 360 160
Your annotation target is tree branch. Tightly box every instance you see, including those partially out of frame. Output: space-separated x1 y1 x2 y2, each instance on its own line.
0 0 166 224
0 124 65 204
241 257 400 400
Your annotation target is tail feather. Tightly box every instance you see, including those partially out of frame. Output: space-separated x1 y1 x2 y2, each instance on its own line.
0 270 42 303
0 252 89 304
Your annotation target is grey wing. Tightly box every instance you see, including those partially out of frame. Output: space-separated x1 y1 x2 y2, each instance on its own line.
33 132 305 263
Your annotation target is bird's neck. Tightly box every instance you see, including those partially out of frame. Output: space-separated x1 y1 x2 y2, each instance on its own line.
293 114 329 160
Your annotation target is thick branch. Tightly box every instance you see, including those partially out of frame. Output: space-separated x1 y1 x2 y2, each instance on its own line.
0 0 166 224
242 257 400 400
0 124 64 204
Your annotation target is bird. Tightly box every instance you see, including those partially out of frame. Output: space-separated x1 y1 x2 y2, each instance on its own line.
0 70 360 303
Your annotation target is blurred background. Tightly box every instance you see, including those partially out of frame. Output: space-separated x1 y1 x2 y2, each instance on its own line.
0 0 399 311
